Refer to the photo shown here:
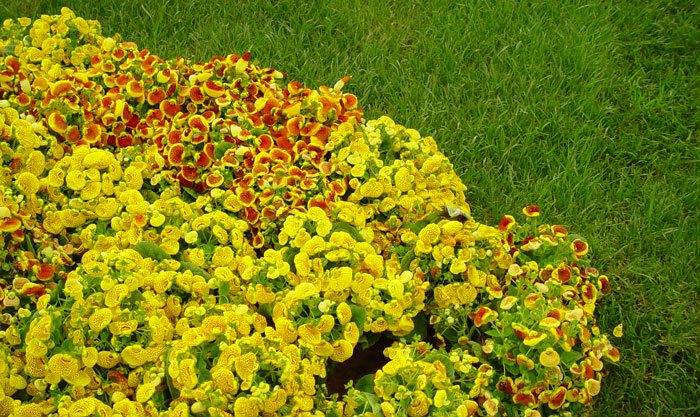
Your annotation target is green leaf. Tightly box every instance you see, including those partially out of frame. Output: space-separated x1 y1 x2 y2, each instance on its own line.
178 261 211 279
400 250 415 271
349 304 366 332
133 241 170 261
560 349 584 366
360 332 382 350
214 141 235 159
405 211 443 234
355 373 375 393
330 221 365 242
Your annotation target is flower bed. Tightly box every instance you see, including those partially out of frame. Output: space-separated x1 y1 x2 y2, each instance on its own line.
0 8 619 417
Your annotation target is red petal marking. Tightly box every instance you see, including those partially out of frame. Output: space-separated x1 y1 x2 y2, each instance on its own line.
286 117 302 136
22 285 47 297
6 56 20 73
203 80 225 98
582 283 597 303
50 80 73 97
48 111 68 134
203 142 215 159
472 306 494 327
168 144 185 165
287 81 303 96
147 88 166 105
554 265 571 283
251 164 268 177
261 207 276 220
117 134 133 148
160 99 181 118
606 347 620 362
195 151 212 168
599 275 611 294
0 218 21 232
238 189 256 207
84 123 102 144
548 387 567 409
205 173 224 188
308 196 327 211
189 85 205 103
330 181 346 196
180 165 199 181
551 224 568 237
300 122 321 137
17 93 31 106
66 125 81 143
244 207 259 223
513 392 536 407
342 93 358 109
572 239 589 256
115 74 131 88
188 115 208 133
259 190 275 203
112 48 126 60
270 148 291 164
547 309 563 321
256 134 273 151
523 205 540 216
498 215 515 231
126 80 145 97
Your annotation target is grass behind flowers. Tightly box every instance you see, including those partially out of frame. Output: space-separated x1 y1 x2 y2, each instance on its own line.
2 0 698 415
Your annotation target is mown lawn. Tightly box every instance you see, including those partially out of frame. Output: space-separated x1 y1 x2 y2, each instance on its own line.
2 1 698 415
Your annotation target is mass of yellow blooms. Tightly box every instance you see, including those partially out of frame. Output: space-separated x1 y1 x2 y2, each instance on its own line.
0 8 618 417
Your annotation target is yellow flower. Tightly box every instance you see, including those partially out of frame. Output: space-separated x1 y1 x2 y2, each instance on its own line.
47 353 80 382
66 170 87 191
384 300 404 318
233 397 261 417
122 344 149 367
234 352 258 381
301 235 326 255
212 368 239 394
83 149 114 170
585 378 601 396
330 266 353 292
613 323 624 338
82 347 98 368
108 319 139 336
359 179 384 199
336 302 353 325
316 218 333 237
68 397 97 417
105 283 129 307
80 180 101 200
11 404 44 417
298 323 322 345
212 246 234 266
179 358 198 389
264 388 288 413
539 348 561 368
330 339 354 362
418 223 441 245
136 383 156 403
15 172 40 195
88 307 113 332
12 119 41 148
293 251 311 277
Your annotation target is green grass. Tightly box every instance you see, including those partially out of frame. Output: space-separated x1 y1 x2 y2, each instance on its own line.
2 0 699 415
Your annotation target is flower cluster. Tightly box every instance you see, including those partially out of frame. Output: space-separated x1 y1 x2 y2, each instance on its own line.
0 8 618 417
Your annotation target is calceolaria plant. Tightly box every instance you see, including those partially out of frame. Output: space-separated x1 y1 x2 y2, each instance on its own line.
0 8 618 417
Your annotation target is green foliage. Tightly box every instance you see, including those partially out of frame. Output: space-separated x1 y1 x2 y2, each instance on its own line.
0 1 697 415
